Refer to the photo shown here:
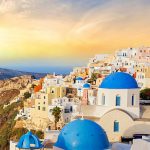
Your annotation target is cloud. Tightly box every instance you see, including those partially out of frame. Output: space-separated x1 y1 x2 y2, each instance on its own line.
0 0 150 66
68 0 150 40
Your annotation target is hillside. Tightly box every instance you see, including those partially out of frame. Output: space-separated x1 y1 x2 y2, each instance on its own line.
0 75 32 91
0 89 20 105
0 68 46 80
0 75 35 104
0 75 37 149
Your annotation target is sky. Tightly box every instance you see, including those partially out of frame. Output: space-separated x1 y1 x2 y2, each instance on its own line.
0 0 150 73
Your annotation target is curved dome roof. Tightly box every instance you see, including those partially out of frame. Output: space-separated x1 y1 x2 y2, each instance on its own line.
76 77 83 80
99 72 138 89
16 131 43 149
54 119 110 150
83 83 91 88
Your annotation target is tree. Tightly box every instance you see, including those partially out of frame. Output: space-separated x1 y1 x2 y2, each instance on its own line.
52 106 61 130
91 73 97 82
10 128 28 141
35 130 44 139
23 92 31 99
88 73 100 84
140 88 150 100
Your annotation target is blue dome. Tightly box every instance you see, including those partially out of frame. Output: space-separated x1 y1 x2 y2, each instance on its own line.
76 77 83 80
16 131 43 149
54 119 110 150
99 72 138 89
83 83 91 88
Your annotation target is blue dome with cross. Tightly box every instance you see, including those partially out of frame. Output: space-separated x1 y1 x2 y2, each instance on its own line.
16 131 43 149
54 119 110 150
76 77 83 80
83 83 91 88
99 72 138 89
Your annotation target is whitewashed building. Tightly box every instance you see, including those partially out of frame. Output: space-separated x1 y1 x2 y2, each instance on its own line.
48 97 80 123
80 72 150 142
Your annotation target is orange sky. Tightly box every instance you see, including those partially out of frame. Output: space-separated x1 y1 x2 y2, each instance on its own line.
0 0 150 68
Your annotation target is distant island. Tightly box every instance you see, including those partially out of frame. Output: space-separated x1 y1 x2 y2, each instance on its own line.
0 68 46 80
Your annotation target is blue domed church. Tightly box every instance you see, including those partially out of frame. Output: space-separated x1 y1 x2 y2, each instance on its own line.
14 119 110 150
80 72 150 142
54 119 110 150
98 72 140 118
12 72 150 149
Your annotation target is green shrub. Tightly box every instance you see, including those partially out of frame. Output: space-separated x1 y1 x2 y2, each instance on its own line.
140 88 150 100
23 92 31 99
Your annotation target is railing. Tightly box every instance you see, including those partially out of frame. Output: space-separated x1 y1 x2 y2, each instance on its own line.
140 100 150 105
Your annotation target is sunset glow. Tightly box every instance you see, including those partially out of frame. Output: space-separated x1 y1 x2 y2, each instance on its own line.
0 0 150 70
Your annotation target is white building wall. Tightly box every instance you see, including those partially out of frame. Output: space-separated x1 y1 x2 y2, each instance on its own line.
89 54 110 63
44 130 60 142
97 88 140 118
144 78 150 88
99 109 150 142
131 139 150 150
49 98 80 123
10 141 18 150
77 88 83 97
81 105 140 119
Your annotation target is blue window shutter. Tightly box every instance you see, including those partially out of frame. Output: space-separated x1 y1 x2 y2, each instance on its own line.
114 121 119 132
116 96 120 106
132 95 134 106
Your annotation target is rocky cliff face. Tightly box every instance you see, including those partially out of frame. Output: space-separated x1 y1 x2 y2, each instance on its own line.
0 75 33 105
0 75 32 91
0 75 38 149
0 89 20 105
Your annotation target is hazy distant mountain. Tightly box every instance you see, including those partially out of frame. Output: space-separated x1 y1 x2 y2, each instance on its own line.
0 68 46 80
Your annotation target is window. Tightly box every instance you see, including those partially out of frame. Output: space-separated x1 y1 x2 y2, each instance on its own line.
102 94 105 105
64 109 70 113
114 121 119 132
51 89 55 93
38 106 40 110
116 95 120 106
132 95 134 106
70 106 73 112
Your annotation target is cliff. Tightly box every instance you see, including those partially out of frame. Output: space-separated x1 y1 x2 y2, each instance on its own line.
0 75 33 105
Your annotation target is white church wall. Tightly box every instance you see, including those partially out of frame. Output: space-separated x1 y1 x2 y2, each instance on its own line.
98 88 140 118
100 109 135 142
